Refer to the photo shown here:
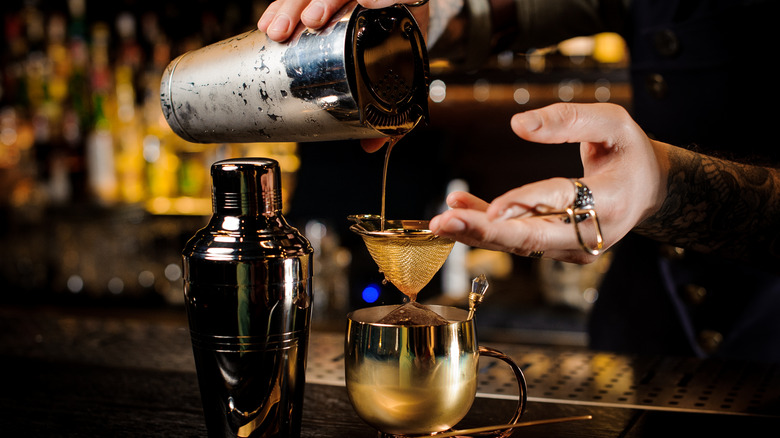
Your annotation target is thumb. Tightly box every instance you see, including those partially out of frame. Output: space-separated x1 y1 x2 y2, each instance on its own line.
510 102 631 147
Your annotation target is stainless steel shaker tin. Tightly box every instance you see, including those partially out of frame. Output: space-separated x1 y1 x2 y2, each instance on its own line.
160 3 429 143
183 158 313 437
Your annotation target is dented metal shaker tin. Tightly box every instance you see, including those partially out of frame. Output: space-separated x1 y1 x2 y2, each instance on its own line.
160 3 429 143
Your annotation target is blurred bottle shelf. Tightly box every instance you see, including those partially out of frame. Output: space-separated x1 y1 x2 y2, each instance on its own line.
1 0 630 215
1 0 296 214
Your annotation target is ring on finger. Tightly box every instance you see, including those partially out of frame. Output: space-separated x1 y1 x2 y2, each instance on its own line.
564 179 595 224
564 179 603 255
528 250 544 259
528 179 604 256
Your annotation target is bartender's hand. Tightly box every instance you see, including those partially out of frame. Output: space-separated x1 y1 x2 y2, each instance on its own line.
259 0 426 42
259 0 428 153
430 102 668 264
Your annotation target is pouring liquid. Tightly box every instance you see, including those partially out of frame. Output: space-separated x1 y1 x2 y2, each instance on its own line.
379 135 401 233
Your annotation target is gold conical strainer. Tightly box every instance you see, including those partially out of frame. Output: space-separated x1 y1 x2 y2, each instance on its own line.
349 215 455 298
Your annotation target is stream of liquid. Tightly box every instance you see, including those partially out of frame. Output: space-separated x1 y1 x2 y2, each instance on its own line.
379 135 402 232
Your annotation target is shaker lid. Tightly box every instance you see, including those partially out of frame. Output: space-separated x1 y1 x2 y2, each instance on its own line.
350 5 430 136
211 158 282 215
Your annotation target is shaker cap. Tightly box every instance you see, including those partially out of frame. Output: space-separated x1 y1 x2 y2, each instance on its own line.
211 158 282 215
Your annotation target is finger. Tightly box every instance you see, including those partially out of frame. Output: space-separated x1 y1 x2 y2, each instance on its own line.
510 102 632 147
486 178 608 256
261 0 312 42
486 178 574 221
301 0 353 29
445 191 489 211
360 138 388 153
430 207 597 257
258 1 282 32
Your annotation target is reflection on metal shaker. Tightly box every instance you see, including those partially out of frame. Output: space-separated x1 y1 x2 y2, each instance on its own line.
182 158 313 437
160 3 429 143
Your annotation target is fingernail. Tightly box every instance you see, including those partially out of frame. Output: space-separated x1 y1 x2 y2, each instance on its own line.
447 199 464 209
269 14 291 34
442 217 465 233
302 2 326 24
518 112 542 132
258 14 272 31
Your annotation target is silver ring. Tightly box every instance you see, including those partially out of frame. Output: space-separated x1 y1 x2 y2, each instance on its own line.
528 250 544 259
564 179 595 223
407 0 429 6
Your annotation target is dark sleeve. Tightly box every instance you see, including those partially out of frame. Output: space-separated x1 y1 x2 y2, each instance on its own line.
513 0 628 50
428 0 629 70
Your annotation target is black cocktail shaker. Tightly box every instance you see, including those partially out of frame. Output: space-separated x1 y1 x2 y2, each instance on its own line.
182 158 313 437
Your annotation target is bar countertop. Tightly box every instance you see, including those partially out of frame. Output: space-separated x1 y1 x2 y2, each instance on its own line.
1 305 778 437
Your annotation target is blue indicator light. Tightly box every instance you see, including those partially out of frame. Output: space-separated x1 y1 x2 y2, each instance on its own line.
361 284 380 303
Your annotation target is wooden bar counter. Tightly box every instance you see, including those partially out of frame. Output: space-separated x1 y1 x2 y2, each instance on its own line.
1 305 778 436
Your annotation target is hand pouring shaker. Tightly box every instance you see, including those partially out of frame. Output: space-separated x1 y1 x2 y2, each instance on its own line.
160 3 429 143
182 158 313 437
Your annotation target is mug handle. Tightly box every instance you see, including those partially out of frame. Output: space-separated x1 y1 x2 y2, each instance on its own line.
473 345 528 437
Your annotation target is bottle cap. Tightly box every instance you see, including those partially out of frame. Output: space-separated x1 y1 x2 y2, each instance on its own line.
211 158 282 215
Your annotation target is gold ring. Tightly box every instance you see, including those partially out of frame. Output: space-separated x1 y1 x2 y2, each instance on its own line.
527 179 604 257
565 207 604 256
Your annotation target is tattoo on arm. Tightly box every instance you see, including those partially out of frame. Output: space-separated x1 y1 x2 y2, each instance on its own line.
634 146 780 269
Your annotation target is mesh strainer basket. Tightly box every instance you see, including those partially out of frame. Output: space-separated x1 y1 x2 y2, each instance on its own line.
349 215 455 298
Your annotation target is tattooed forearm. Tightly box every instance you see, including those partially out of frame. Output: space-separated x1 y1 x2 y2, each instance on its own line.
634 146 780 269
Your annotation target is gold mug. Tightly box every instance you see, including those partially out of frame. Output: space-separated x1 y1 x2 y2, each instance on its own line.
345 305 527 437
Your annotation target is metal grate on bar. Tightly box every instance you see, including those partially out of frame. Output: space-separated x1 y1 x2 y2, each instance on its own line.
306 332 780 417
